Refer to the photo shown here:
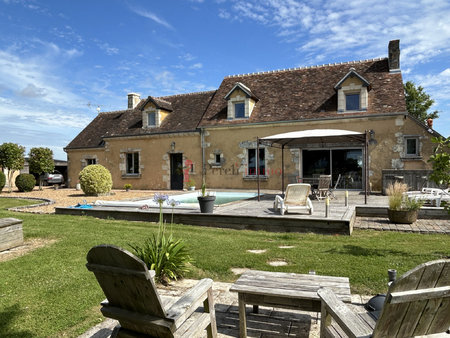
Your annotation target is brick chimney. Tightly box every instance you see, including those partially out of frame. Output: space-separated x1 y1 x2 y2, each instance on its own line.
388 40 400 72
127 93 141 109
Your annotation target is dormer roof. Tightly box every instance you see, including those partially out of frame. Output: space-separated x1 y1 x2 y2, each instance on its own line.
334 68 371 90
224 82 259 101
140 96 173 112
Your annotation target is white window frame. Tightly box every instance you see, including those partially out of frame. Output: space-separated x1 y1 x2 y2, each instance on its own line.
126 152 140 175
246 148 266 177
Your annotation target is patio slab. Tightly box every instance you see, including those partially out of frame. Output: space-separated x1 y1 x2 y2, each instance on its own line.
78 278 372 338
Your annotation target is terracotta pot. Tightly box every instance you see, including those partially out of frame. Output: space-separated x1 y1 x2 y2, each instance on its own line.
387 209 418 224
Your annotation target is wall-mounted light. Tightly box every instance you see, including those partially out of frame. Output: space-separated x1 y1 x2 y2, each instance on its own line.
171 141 176 152
368 129 377 145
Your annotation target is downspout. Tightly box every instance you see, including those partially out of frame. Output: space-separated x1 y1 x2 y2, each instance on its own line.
257 136 260 202
201 128 206 185
281 144 285 195
365 130 369 205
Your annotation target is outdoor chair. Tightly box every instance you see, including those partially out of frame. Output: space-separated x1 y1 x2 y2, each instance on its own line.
328 174 341 199
313 175 332 200
274 183 313 215
86 244 217 338
405 188 450 207
318 258 450 338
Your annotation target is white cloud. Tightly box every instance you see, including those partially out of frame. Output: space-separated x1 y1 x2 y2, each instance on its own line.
190 62 203 69
129 7 174 30
223 0 450 66
95 41 119 55
19 83 47 98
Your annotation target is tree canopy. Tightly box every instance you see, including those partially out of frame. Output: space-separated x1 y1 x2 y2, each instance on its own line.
404 81 439 124
29 147 55 189
0 142 25 192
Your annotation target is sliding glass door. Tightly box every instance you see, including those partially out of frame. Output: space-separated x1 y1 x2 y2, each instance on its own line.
302 148 363 189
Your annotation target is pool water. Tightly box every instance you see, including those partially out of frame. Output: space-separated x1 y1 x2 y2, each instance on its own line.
173 192 259 205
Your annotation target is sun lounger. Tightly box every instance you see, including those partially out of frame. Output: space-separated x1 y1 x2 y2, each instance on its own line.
274 183 313 215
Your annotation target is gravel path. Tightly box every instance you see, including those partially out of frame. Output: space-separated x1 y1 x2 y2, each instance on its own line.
1 186 173 214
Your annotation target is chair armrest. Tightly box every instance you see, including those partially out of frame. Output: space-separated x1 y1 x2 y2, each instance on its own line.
318 288 372 338
165 278 213 327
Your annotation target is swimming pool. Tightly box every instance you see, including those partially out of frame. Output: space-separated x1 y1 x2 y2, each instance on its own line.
94 191 259 208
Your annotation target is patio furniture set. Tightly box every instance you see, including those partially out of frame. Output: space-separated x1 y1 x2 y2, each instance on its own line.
405 187 450 207
86 245 450 338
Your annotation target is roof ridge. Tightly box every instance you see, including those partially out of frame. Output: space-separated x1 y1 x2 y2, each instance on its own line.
152 97 172 105
224 57 387 78
157 90 216 99
99 109 130 115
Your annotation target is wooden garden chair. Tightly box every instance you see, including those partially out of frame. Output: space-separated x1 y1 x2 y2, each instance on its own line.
86 244 217 338
274 183 314 215
314 175 332 200
318 258 450 337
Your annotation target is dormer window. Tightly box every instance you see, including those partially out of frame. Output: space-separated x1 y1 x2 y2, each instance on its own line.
346 93 360 111
234 102 245 118
140 96 172 129
225 82 258 120
335 68 370 113
147 112 157 127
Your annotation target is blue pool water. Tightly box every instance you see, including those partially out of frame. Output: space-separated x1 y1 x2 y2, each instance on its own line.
172 191 259 205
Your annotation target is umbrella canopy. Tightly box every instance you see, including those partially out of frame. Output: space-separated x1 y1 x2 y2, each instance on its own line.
260 129 366 148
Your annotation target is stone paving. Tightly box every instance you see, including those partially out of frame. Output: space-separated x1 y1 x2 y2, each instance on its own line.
354 216 450 234
79 278 372 338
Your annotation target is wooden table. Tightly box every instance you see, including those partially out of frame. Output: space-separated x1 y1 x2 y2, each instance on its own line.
230 270 351 337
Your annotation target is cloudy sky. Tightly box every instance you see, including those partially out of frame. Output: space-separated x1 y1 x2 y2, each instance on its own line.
1 0 449 160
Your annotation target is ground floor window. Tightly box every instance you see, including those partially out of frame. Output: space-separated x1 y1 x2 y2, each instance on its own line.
126 152 139 174
248 148 265 176
302 148 363 189
86 158 96 166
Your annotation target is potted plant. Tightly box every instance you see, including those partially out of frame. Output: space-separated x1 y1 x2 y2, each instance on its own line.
124 183 132 192
186 179 196 191
386 182 423 224
197 182 216 213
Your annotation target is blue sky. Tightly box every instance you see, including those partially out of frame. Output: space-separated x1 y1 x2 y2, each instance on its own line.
0 0 449 160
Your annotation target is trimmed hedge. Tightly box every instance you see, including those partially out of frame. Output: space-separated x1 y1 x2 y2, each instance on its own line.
15 173 36 192
79 164 112 196
0 171 5 192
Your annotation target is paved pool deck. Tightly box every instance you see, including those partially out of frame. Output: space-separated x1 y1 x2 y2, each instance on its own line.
56 190 449 235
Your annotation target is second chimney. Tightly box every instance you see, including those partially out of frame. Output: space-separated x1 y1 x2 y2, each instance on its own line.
128 93 141 109
388 40 400 72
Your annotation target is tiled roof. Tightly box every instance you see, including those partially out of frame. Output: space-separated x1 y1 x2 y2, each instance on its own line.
198 58 406 127
66 57 406 150
65 90 216 149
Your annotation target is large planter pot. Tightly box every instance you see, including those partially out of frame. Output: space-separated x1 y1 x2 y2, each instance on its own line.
198 196 216 214
387 209 418 224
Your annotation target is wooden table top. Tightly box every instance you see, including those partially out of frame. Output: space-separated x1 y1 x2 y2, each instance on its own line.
230 270 351 303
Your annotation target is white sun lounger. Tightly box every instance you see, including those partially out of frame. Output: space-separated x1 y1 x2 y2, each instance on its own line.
274 183 314 215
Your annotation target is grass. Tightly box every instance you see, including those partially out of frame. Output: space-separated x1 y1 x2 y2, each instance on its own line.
0 197 449 337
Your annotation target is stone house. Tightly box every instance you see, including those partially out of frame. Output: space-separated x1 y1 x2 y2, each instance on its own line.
65 40 439 192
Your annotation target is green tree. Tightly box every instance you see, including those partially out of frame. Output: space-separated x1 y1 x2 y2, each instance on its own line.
428 136 450 213
29 147 55 190
0 142 25 192
404 81 439 123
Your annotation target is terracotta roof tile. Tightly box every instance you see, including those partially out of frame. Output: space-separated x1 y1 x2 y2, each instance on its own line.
198 58 406 127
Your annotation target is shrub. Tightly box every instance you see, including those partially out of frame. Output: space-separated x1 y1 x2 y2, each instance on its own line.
78 164 112 196
124 183 132 190
0 171 5 192
386 182 423 211
15 174 36 192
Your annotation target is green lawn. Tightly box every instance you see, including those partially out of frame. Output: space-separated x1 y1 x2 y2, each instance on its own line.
0 197 449 337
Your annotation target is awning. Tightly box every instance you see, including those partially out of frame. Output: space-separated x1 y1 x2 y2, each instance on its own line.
257 129 369 204
260 129 366 148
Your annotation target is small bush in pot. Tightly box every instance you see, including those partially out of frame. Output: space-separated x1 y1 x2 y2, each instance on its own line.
79 164 112 196
124 183 132 191
15 173 36 192
386 182 423 224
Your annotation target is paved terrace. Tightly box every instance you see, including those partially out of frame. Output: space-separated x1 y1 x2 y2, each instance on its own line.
80 278 373 338
56 191 450 235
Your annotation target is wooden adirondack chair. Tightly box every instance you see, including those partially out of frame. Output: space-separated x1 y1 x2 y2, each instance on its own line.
318 259 450 338
86 244 217 338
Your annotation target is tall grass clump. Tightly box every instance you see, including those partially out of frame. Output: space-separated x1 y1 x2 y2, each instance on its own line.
130 194 190 284
386 181 407 210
